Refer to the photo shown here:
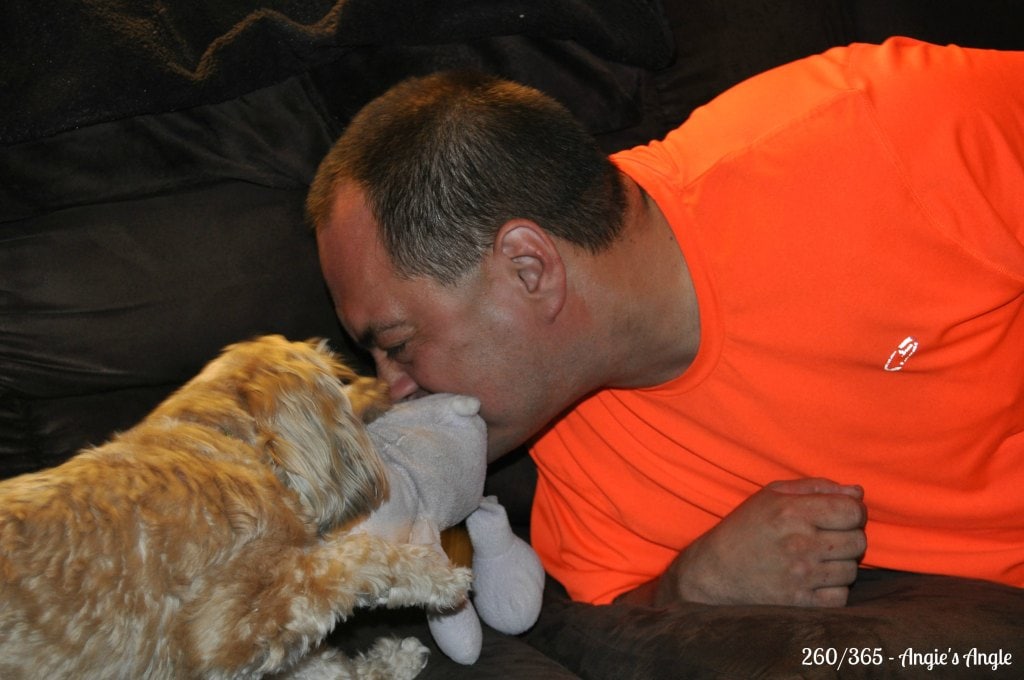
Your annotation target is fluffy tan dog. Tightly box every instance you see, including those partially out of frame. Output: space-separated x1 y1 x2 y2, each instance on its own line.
0 335 472 679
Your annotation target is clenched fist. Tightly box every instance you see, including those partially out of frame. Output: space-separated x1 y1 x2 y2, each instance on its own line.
624 478 867 607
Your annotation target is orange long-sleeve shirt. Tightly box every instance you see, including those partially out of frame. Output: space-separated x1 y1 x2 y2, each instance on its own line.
530 38 1024 604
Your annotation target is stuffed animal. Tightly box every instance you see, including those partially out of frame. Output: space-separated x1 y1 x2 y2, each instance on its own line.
353 393 545 664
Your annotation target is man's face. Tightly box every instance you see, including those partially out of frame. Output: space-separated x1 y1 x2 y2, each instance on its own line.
317 182 556 460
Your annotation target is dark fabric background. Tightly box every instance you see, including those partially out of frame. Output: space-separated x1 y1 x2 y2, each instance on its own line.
1 1 1023 675
1 77 346 474
0 0 673 145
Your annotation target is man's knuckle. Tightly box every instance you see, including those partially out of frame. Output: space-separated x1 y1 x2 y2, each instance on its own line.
786 555 814 581
781 532 812 556
852 531 867 555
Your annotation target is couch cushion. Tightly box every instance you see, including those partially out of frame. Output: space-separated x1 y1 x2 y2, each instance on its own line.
526 569 1024 679
0 76 357 476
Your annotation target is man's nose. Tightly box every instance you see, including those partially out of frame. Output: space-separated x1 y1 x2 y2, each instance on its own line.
372 354 423 402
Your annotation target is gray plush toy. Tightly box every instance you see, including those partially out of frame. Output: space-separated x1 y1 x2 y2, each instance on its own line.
353 394 545 664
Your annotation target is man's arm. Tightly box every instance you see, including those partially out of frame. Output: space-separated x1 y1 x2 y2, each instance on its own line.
618 478 867 607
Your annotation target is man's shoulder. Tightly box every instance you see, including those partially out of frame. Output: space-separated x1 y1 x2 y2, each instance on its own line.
616 38 1023 191
614 41 861 186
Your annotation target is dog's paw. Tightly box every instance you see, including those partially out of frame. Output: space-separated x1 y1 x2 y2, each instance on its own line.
382 544 473 611
414 560 473 613
428 564 473 611
355 637 429 680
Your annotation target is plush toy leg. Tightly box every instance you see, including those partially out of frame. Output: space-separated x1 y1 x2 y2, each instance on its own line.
410 518 484 665
466 496 545 635
427 599 483 665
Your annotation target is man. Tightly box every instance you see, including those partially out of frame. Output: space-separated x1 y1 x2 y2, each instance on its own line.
309 37 1024 608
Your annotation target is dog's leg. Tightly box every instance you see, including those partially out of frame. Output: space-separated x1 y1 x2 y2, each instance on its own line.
305 531 472 613
352 637 430 680
183 532 469 678
269 637 429 680
266 645 357 680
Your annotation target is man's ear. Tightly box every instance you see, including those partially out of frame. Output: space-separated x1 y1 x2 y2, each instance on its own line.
494 219 566 320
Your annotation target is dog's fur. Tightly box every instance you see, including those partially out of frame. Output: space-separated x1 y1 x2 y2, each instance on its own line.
0 335 472 679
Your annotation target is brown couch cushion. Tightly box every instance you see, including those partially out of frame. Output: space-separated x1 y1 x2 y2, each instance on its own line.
526 569 1024 679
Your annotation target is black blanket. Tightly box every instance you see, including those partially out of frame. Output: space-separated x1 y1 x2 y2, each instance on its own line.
1 0 673 144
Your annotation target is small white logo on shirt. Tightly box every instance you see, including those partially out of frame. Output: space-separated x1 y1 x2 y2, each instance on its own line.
884 336 919 372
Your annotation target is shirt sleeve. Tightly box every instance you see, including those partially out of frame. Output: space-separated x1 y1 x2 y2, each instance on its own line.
845 38 1024 277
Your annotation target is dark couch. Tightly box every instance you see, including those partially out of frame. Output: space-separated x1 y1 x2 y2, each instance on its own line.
3 1 1023 677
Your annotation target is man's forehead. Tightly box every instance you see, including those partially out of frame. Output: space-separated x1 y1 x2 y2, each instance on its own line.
325 184 379 246
319 185 399 326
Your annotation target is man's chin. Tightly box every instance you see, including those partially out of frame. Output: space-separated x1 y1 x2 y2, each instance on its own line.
485 424 535 463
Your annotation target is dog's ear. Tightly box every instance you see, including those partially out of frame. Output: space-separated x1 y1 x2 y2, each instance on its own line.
244 339 389 532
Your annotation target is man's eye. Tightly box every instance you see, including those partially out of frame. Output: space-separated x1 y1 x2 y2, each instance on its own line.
384 342 408 360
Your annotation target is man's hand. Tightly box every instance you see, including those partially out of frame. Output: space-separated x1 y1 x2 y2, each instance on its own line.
622 478 867 608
